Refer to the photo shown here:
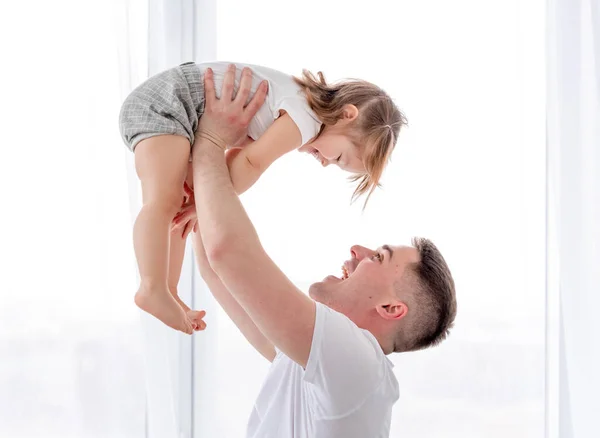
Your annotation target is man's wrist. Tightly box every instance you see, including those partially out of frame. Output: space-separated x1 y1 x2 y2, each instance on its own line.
195 129 228 151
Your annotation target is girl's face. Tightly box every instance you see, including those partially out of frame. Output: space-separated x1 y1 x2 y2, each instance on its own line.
298 108 365 173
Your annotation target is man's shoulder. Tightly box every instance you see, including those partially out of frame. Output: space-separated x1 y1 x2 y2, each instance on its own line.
315 302 380 344
312 301 389 366
300 302 399 421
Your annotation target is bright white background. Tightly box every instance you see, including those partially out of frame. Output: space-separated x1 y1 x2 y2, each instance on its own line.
0 2 144 437
0 0 549 437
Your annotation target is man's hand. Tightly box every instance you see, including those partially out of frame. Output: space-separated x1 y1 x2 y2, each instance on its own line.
195 64 268 150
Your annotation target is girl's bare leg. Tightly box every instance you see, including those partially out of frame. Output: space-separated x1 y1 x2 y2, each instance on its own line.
168 225 206 331
133 135 194 334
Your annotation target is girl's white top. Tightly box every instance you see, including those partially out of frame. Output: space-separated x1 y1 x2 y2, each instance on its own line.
197 61 322 146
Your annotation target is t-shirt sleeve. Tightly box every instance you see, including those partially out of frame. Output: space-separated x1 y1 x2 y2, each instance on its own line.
303 302 387 417
276 95 321 146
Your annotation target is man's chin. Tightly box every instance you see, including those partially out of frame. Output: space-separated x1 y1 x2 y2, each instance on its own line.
308 281 328 301
308 282 319 300
308 276 343 301
323 275 343 283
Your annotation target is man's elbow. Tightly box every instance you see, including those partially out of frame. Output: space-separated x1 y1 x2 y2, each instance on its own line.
205 240 228 268
204 237 239 272
205 236 262 277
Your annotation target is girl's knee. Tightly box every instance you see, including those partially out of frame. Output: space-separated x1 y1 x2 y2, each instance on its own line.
142 194 183 218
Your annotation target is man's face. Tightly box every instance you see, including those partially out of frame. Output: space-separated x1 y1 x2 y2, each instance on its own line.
309 244 420 326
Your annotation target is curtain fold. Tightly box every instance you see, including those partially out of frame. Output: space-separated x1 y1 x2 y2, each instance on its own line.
547 0 600 436
1 1 146 436
118 1 217 437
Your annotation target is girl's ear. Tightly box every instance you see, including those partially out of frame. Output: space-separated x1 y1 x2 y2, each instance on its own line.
343 104 359 121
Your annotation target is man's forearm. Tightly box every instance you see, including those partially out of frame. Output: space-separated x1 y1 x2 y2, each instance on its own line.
190 68 316 367
194 233 275 361
191 136 260 259
201 266 276 361
191 143 275 362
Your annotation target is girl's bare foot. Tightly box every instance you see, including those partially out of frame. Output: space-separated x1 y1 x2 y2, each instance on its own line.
187 310 207 331
135 284 194 334
168 288 206 331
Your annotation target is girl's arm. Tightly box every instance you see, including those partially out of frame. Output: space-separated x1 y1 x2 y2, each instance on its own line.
227 112 302 195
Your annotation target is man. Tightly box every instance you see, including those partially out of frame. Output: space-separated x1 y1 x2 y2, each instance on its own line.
188 66 457 437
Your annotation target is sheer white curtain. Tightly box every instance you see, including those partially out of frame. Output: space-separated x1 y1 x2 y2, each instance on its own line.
212 0 546 437
0 1 145 437
118 1 219 437
547 0 600 437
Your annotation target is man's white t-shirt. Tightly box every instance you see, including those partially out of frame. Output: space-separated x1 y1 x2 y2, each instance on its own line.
246 302 400 438
196 61 322 146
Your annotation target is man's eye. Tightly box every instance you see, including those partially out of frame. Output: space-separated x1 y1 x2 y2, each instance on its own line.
373 253 382 262
336 154 342 162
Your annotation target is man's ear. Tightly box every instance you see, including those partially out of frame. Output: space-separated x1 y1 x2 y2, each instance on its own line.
375 300 408 321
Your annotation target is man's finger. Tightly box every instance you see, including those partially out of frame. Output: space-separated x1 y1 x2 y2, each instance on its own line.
203 68 217 107
243 80 268 125
234 67 252 107
221 63 236 102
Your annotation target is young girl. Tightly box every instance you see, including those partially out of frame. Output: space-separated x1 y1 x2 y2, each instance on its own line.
119 61 407 334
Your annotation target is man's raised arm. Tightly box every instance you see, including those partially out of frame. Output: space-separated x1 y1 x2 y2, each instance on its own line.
192 65 316 368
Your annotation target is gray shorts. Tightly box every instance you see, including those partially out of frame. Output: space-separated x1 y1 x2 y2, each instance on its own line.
119 62 204 152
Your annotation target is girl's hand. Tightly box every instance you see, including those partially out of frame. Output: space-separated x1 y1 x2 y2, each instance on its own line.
176 146 249 235
172 182 198 239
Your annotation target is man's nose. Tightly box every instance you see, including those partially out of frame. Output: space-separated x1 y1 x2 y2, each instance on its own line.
350 245 372 260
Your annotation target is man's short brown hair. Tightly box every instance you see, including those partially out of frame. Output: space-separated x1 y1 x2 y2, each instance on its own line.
394 237 457 352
